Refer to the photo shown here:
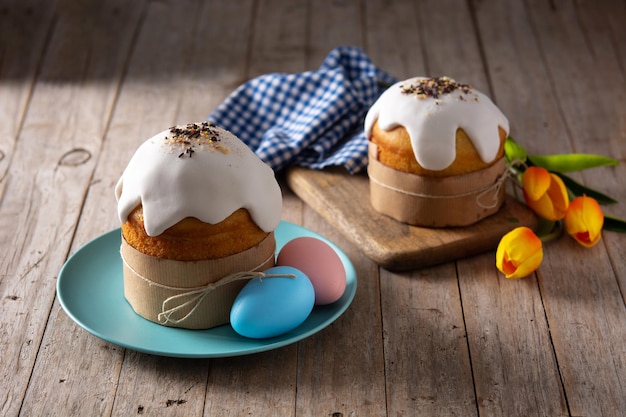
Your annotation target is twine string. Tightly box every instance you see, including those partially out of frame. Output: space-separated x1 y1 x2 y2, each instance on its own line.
120 250 295 325
157 270 296 325
475 168 513 209
476 158 528 208
369 159 524 209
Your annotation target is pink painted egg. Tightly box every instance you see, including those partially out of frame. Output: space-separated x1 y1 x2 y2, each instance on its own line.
276 237 346 305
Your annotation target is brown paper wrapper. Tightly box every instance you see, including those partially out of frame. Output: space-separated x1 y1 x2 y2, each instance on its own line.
121 232 276 329
368 143 506 227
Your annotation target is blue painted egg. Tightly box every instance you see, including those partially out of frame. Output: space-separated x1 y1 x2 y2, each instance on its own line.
230 266 315 339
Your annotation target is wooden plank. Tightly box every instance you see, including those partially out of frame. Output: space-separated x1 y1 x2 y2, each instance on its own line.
294 4 386 415
570 0 626 331
414 0 490 90
307 0 363 65
546 0 626 296
471 0 566 153
0 1 144 416
0 0 55 197
540 239 626 415
21 307 127 416
602 0 626 75
458 1 596 416
296 208 387 416
204 348 298 416
461 1 573 415
174 1 254 123
15 0 145 414
460 253 567 416
113 354 210 417
380 264 476 416
247 0 310 77
520 0 626 415
473 0 626 415
363 0 426 79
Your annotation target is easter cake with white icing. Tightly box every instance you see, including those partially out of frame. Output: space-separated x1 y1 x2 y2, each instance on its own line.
365 76 509 227
115 122 283 329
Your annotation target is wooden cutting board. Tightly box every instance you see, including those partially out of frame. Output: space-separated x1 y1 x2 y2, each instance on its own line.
285 166 538 271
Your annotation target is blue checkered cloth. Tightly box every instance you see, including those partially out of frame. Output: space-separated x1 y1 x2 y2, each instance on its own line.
207 46 396 174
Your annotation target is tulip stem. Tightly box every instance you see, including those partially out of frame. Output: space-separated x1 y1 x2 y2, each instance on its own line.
536 218 563 242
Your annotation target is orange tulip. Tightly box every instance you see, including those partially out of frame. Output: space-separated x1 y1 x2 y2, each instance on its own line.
496 227 543 279
564 196 604 248
522 166 569 221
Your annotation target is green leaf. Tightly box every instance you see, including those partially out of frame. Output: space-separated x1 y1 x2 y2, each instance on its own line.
528 153 619 173
504 136 527 163
603 214 626 233
554 172 618 205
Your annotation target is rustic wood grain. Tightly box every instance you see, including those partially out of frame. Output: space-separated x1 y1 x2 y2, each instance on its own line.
247 0 309 77
0 0 55 198
380 263 477 416
460 1 572 415
308 0 363 66
113 353 210 417
543 0 626 299
1 0 624 416
296 208 387 417
522 1 626 415
204 348 298 416
364 0 426 79
15 2 145 416
1 1 143 416
575 4 626 185
175 0 256 123
459 253 567 416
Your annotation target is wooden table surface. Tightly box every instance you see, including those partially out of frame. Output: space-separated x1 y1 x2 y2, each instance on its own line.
2 0 625 416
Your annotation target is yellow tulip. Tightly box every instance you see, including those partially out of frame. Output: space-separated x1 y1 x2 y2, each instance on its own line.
522 166 570 221
564 196 604 247
496 227 543 279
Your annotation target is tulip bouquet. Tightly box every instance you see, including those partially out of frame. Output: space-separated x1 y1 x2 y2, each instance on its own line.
495 137 625 279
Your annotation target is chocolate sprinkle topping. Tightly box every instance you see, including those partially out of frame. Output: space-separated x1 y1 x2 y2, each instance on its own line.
165 121 229 157
400 76 473 100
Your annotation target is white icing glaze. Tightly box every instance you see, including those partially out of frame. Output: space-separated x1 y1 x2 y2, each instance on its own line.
115 123 282 236
364 77 509 171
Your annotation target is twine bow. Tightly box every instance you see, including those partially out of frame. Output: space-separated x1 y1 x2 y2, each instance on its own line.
475 163 518 209
156 270 296 325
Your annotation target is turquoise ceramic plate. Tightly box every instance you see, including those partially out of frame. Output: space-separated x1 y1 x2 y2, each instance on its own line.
57 221 356 358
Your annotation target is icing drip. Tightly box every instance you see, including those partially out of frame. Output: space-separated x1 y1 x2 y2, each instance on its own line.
115 122 282 236
364 76 509 171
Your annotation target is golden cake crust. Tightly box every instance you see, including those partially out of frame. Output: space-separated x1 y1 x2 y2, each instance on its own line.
121 206 269 261
370 120 507 177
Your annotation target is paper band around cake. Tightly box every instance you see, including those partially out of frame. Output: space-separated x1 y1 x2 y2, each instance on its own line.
367 143 506 227
121 232 276 329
